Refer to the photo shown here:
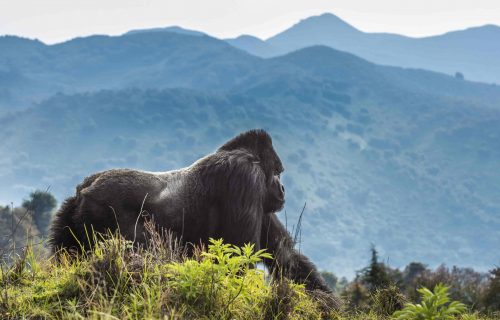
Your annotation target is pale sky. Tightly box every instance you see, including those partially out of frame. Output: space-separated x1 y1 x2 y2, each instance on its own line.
1 0 500 44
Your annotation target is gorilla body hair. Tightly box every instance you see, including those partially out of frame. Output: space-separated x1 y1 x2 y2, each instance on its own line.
50 129 333 296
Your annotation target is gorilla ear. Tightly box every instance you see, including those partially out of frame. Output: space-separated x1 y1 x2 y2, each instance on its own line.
218 129 272 153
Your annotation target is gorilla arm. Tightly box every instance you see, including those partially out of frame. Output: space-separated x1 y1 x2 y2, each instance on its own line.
261 212 332 293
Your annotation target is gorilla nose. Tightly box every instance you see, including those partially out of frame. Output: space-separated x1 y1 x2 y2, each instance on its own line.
280 184 285 194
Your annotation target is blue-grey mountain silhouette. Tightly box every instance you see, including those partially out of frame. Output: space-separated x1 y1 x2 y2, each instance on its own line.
229 13 500 84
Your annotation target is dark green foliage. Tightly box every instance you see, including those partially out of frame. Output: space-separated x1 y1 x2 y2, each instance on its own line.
22 190 57 236
482 268 500 313
313 247 500 318
362 245 391 291
335 245 499 316
402 264 488 309
403 262 427 284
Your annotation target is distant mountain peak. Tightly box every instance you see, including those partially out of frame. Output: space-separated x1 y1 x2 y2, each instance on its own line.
125 26 205 37
480 23 500 29
291 12 359 33
266 12 360 47
229 34 265 42
311 12 352 22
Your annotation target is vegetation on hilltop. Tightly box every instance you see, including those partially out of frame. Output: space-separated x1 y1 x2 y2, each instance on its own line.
1 232 498 320
0 196 499 319
0 226 336 319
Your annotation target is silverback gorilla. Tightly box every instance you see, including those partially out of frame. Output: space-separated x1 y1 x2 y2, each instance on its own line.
50 129 333 296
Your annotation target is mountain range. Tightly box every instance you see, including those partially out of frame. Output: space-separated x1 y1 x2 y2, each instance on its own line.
227 13 500 84
0 22 499 278
89 13 500 84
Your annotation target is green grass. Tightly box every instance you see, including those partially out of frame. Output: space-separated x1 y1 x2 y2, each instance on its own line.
0 229 497 319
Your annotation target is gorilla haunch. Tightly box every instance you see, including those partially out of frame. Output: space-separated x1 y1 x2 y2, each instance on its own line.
50 129 336 299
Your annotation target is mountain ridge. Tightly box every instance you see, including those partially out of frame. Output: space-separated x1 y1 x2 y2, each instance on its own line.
237 13 500 84
2 31 500 111
3 13 499 83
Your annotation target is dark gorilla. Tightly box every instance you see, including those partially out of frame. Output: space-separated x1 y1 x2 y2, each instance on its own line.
50 129 335 299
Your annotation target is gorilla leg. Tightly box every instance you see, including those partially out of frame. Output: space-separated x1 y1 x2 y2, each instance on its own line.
49 196 80 254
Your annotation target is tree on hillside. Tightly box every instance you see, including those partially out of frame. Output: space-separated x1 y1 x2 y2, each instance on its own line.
362 244 390 291
22 190 57 236
403 262 427 284
482 267 500 312
455 72 465 80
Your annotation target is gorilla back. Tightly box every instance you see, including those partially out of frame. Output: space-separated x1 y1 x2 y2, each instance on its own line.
50 129 336 301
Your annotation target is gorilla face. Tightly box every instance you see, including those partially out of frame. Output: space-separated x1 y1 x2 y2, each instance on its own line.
264 174 285 213
259 134 285 213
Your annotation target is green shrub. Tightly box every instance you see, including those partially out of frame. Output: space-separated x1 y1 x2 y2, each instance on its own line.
164 238 272 318
393 283 467 320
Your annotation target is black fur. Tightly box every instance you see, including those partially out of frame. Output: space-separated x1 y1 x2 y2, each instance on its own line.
50 129 333 296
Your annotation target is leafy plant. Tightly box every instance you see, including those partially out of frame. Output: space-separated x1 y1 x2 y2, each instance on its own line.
165 238 272 318
393 283 467 319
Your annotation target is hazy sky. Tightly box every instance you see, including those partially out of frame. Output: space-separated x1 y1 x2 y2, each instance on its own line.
1 0 500 44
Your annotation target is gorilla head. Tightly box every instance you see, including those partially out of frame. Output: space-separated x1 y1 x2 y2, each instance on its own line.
218 129 285 213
